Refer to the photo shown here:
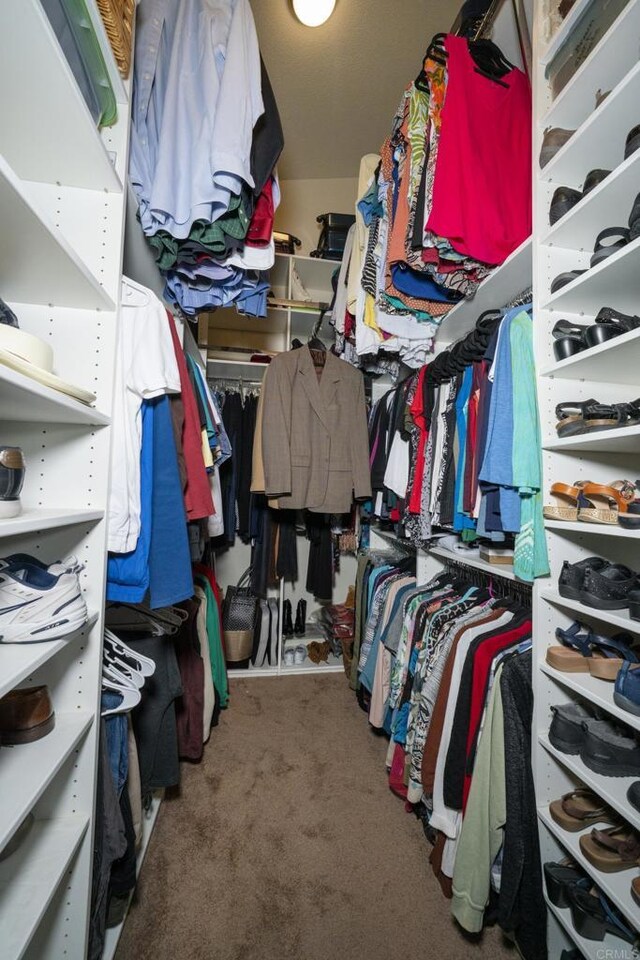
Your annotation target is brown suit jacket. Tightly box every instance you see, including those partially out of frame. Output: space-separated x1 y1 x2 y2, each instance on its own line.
261 346 372 513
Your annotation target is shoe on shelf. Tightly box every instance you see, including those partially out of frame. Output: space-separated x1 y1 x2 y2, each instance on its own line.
539 127 575 168
582 168 610 194
579 823 640 872
577 480 640 526
580 718 640 778
614 662 640 716
546 620 639 678
0 446 25 519
294 645 306 664
283 647 295 667
549 186 581 225
590 227 630 269
625 123 640 160
544 859 589 908
551 319 589 361
267 598 279 666
0 685 55 744
567 884 637 942
628 781 640 814
580 562 638 610
549 701 595 754
544 481 581 521
550 269 587 294
557 555 606 600
0 555 88 643
282 599 294 638
555 398 640 437
549 787 616 832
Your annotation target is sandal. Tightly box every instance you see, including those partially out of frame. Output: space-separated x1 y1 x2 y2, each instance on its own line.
580 824 640 872
549 787 617 832
544 859 589 908
629 191 640 240
544 482 581 521
586 306 640 347
567 885 638 942
546 621 638 678
578 480 639 525
590 227 631 268
588 631 639 681
552 319 589 360
555 399 627 437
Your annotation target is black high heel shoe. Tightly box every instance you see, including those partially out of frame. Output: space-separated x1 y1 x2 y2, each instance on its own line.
294 599 307 637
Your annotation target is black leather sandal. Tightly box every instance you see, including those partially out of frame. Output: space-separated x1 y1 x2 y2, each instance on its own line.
556 399 627 437
551 270 587 294
586 307 640 347
552 319 589 360
590 227 631 268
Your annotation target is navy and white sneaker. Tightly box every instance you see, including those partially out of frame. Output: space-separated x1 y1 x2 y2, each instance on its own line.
0 555 88 643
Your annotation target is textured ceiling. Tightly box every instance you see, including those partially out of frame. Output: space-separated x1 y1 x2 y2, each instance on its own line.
250 0 456 180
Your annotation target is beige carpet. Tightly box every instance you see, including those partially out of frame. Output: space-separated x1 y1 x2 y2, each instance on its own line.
116 675 514 960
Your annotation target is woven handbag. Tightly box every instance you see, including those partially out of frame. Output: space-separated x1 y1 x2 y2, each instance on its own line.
96 0 135 78
222 567 259 633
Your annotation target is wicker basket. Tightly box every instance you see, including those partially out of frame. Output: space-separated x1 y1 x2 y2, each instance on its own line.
96 0 135 78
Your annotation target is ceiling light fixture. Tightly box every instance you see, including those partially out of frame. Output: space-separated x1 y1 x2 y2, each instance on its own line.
292 0 336 27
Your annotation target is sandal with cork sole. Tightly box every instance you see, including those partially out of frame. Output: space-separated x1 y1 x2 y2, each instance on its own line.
549 788 617 833
578 480 639 526
547 621 596 672
580 824 640 872
588 632 639 681
544 482 581 522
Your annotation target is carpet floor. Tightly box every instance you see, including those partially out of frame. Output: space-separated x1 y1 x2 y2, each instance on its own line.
115 675 514 960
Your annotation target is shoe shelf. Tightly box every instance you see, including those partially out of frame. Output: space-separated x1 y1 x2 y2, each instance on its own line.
545 519 640 539
543 424 640 454
539 733 640 832
544 236 640 315
540 0 640 130
0 612 98 702
539 327 640 384
544 148 640 251
429 545 519 582
540 59 640 188
205 358 269 382
0 508 103 540
0 365 110 427
539 804 640 929
436 236 532 344
540 588 640 639
0 1 122 193
0 712 93 856
0 814 88 960
0 155 114 310
542 661 640 734
280 658 343 675
544 894 631 960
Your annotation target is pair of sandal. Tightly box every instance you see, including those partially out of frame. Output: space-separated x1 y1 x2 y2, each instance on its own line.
552 307 640 361
545 479 640 528
555 398 640 437
550 788 640 872
546 620 639 679
545 858 637 942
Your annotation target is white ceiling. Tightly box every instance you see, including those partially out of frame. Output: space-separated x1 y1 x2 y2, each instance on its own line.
250 0 456 180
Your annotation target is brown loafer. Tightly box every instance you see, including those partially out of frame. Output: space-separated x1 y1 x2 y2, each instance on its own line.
0 685 55 745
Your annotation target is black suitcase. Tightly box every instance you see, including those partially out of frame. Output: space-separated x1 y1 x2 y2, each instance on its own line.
310 212 355 260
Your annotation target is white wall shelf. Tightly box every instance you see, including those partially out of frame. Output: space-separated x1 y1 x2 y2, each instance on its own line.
0 613 98 702
539 734 640 831
540 59 640 187
544 520 640 539
0 713 93 856
544 237 640 315
543 425 640 454
0 1 122 193
206 358 269 381
539 805 639 929
0 366 110 427
540 588 640 638
542 662 640 733
0 156 114 310
0 815 89 959
429 545 519 581
541 0 640 130
0 508 103 540
539 327 640 384
544 149 640 250
437 236 532 344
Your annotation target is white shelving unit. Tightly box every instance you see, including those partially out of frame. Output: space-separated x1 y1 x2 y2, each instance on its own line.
534 2 640 956
0 3 130 957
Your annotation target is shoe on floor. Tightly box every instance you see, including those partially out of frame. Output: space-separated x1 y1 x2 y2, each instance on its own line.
0 685 55 744
0 555 87 643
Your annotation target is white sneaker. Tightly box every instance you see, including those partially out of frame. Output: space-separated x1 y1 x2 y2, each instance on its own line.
0 555 88 643
283 647 295 666
294 645 306 664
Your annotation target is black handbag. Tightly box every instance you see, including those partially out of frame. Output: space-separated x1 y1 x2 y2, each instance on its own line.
222 567 259 632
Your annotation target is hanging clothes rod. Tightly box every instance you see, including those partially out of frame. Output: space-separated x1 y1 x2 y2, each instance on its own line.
438 553 532 601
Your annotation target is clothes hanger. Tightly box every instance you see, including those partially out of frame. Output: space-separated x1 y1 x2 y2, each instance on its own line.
101 676 141 715
308 309 329 367
105 629 156 677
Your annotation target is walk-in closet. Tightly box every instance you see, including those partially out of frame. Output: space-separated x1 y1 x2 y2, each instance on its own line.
1 1 639 959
